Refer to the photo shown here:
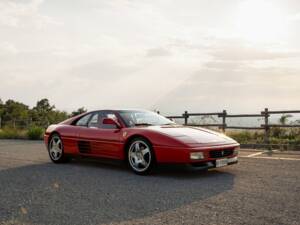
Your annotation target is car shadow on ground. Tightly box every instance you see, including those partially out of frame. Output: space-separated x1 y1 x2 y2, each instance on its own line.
0 159 235 225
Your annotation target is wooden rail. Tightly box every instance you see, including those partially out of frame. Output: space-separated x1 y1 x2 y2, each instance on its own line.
165 108 300 149
225 114 263 118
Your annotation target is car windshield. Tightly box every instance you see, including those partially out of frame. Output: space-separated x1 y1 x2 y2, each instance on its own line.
118 110 175 127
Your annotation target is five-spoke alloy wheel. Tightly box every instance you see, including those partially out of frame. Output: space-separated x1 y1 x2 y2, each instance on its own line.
48 134 69 163
128 138 155 175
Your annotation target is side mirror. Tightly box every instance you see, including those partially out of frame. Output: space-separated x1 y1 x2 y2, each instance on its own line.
102 118 121 129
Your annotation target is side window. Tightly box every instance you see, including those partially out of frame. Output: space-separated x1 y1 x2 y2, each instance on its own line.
99 112 118 129
107 113 117 120
88 113 99 128
75 114 92 126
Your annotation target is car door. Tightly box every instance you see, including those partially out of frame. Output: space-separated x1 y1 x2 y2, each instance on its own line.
74 113 94 154
78 111 123 159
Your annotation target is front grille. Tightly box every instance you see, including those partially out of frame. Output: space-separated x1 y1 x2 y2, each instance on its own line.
209 149 233 158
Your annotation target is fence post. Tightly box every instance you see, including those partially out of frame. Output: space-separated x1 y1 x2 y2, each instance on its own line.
183 111 189 125
222 110 227 132
263 108 271 151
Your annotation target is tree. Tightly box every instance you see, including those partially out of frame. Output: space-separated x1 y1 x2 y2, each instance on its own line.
50 110 69 124
28 98 72 126
31 99 56 126
0 98 85 128
71 107 87 117
33 98 55 114
0 98 3 117
1 99 30 127
0 99 4 128
279 114 293 125
2 99 29 121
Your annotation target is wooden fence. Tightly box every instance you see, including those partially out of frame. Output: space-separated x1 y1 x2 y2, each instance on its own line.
162 108 300 149
0 118 50 129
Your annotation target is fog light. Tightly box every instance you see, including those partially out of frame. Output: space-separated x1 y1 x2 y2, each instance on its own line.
190 152 204 160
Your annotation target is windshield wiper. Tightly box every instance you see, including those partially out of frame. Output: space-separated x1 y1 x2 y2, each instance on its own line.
162 123 175 125
134 123 153 126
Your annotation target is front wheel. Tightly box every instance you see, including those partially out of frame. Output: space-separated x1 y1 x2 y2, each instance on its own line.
48 134 70 163
127 138 155 175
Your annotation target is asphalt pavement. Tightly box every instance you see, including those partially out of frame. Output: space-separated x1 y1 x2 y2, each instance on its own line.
0 140 299 225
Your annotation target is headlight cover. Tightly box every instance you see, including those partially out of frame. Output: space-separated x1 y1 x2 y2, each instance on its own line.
233 146 240 155
190 152 205 160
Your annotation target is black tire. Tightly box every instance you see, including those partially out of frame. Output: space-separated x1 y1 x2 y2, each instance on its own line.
48 134 70 163
127 137 156 175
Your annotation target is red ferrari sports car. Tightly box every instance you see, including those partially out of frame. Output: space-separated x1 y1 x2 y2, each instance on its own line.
44 109 239 174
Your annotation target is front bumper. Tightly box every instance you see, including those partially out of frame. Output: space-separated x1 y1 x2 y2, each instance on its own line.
153 143 240 164
44 134 50 147
159 156 238 172
189 156 238 170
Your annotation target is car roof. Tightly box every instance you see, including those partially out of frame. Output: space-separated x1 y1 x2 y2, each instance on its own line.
88 109 152 113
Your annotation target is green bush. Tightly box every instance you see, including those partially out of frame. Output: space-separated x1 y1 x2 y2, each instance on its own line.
227 130 264 144
27 126 44 140
226 128 300 148
0 127 27 139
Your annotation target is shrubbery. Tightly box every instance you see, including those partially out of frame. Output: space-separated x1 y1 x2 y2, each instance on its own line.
226 130 264 144
226 128 300 146
0 127 27 139
0 126 44 140
0 98 87 140
27 126 44 140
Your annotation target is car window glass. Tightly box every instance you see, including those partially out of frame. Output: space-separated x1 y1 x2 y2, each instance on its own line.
119 111 174 127
107 113 117 120
99 112 118 129
76 114 92 126
88 113 99 128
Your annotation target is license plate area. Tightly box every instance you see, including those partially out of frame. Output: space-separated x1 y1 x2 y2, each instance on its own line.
216 158 228 168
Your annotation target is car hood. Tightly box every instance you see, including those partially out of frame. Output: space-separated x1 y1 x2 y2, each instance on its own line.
147 125 237 146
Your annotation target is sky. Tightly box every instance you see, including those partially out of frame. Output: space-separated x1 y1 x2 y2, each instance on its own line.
0 0 300 115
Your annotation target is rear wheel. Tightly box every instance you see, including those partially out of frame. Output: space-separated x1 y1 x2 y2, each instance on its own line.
127 138 155 175
48 134 69 163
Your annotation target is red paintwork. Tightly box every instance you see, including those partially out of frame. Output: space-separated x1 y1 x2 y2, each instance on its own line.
44 110 240 164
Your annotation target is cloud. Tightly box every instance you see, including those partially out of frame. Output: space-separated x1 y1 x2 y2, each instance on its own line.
198 38 300 62
0 0 61 28
146 47 172 57
69 60 140 82
154 65 300 114
288 12 300 21
211 47 300 61
204 61 243 71
0 42 18 55
0 0 299 113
